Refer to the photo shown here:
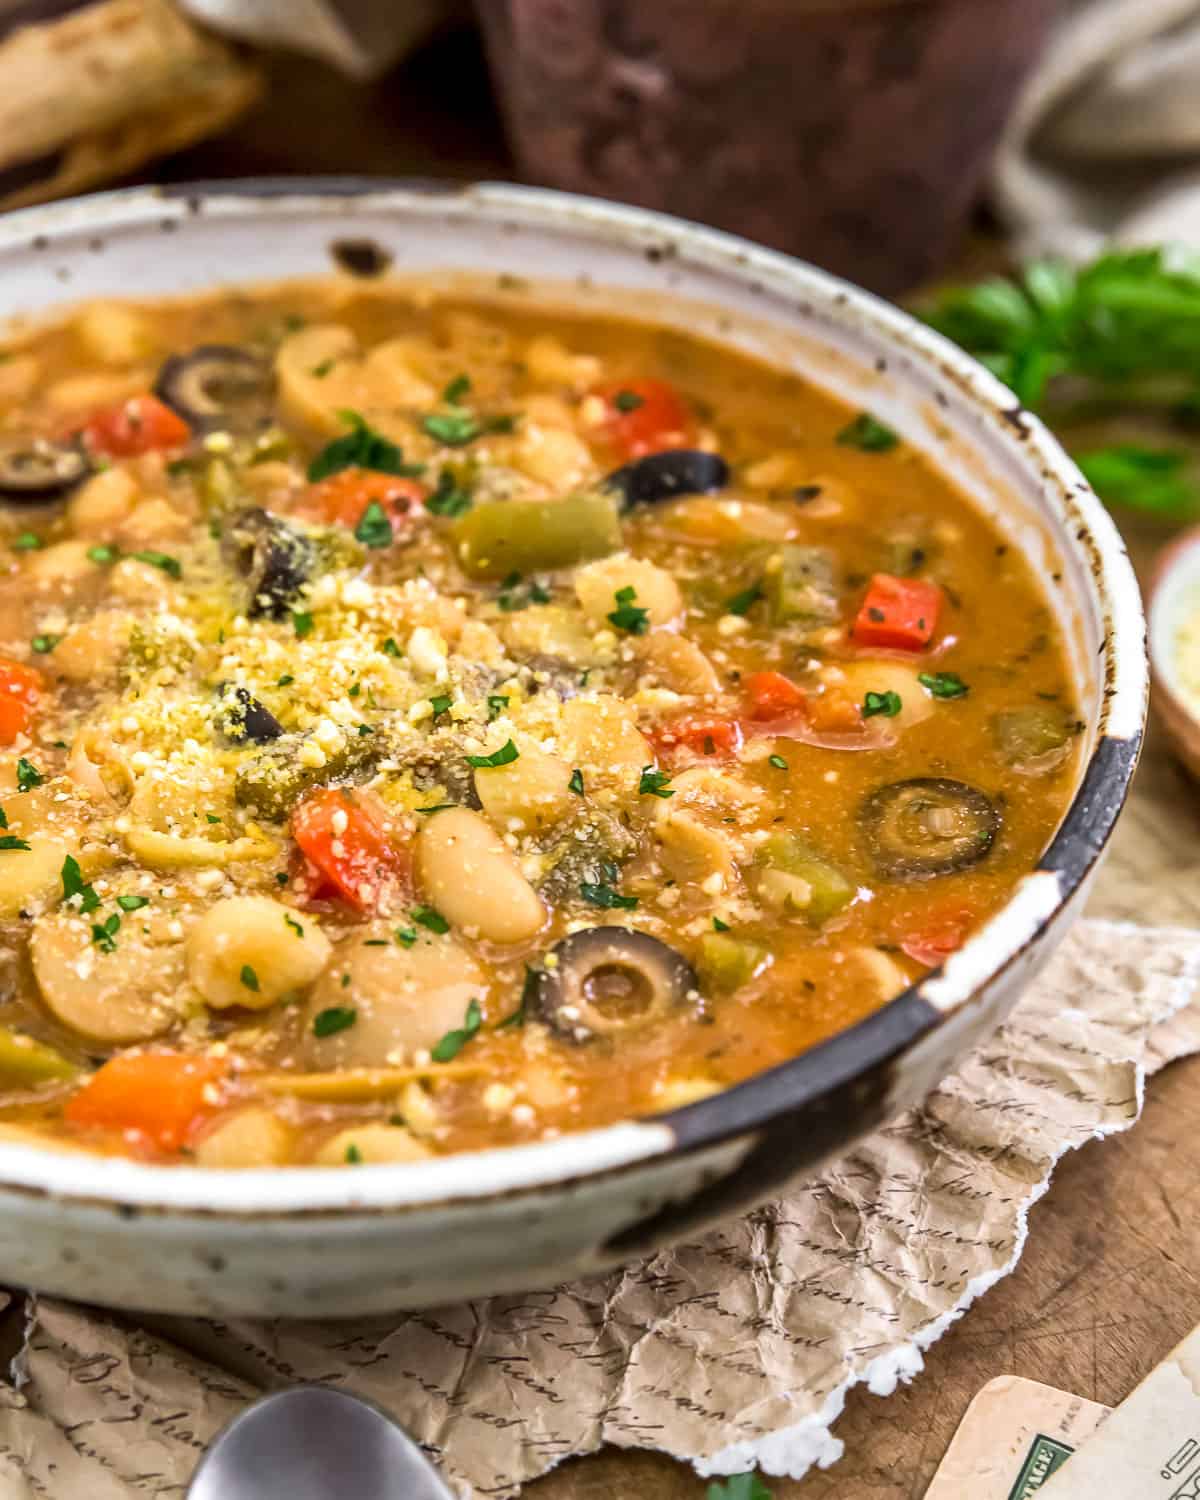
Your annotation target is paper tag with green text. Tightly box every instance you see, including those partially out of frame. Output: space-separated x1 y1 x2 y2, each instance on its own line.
925 1376 1109 1499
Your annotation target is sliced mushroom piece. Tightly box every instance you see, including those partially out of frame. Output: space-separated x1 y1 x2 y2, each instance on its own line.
860 777 999 880
302 923 487 1069
991 706 1076 775
235 726 383 819
532 928 698 1042
538 809 638 903
31 907 184 1045
0 436 90 501
217 684 284 744
605 450 729 509
223 506 317 619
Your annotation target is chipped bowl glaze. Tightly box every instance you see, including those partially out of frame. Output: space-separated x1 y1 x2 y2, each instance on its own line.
0 180 1146 1316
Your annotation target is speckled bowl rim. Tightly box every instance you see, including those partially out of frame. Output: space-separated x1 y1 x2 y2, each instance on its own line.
0 178 1147 1217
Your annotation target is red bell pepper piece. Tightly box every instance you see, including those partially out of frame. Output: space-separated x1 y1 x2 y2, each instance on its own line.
852 574 942 651
593 378 693 460
900 911 974 968
650 714 742 761
81 394 191 458
301 468 427 537
743 671 806 722
291 788 406 912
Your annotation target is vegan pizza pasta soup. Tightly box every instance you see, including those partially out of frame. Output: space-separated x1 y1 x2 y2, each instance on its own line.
0 283 1078 1166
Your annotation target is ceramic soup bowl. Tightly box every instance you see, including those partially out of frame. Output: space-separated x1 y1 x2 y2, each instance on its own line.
0 181 1146 1316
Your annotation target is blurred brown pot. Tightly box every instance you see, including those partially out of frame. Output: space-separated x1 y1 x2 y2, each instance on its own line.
475 0 1060 295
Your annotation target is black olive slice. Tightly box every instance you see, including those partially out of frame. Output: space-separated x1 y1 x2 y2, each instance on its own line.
217 684 284 745
860 777 999 880
605 449 729 509
532 928 699 1041
0 436 89 501
223 506 316 619
154 345 271 432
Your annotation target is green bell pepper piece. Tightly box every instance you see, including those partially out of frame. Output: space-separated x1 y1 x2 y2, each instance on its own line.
451 490 623 580
759 832 854 924
696 933 769 995
0 1025 77 1084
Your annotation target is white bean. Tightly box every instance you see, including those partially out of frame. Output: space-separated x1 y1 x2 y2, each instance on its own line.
194 1108 293 1168
574 554 682 630
415 806 545 944
303 921 487 1067
475 741 574 834
186 896 331 1010
315 1123 431 1166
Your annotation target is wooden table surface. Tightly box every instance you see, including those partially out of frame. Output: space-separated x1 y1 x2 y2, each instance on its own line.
149 25 1200 1497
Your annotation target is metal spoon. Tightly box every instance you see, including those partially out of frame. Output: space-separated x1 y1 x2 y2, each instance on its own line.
187 1386 456 1500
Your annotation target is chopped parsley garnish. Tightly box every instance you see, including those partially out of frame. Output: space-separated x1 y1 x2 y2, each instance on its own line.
712 916 731 932
132 550 182 579
442 373 471 405
277 673 294 686
284 913 304 937
416 803 456 815
638 766 674 798
568 768 585 796
12 533 42 551
705 1473 773 1500
86 543 119 564
918 671 969 699
862 690 903 718
497 571 552 611
394 926 417 948
487 693 509 721
310 358 335 378
837 412 899 453
431 997 483 1062
61 855 99 912
313 1006 357 1038
607 585 650 635
768 753 789 770
0 807 8 828
0 835 29 852
612 389 645 412
345 1143 362 1164
240 964 260 992
206 814 221 825
116 894 149 912
308 409 422 482
16 758 42 792
354 500 393 549
429 693 452 719
30 635 59 655
423 412 481 447
292 610 314 638
91 914 120 953
466 739 519 769
580 881 639 910
381 636 401 658
725 580 764 616
411 905 449 934
356 724 374 736
497 966 538 1029
425 469 473 518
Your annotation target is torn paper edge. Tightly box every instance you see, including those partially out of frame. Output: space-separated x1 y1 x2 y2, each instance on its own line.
694 930 1200 1483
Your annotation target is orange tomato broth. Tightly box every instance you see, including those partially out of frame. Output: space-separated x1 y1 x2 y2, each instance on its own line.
0 282 1077 1165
